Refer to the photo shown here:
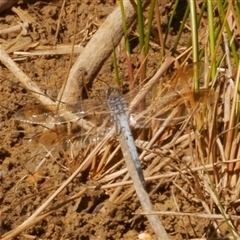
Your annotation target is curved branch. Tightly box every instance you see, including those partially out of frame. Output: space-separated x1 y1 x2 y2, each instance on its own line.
59 0 150 103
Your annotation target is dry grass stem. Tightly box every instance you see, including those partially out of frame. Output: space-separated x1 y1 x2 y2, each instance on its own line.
14 45 84 56
141 211 240 220
1 188 88 240
0 21 29 35
0 46 54 105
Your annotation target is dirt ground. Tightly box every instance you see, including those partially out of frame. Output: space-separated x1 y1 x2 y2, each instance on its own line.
0 1 239 240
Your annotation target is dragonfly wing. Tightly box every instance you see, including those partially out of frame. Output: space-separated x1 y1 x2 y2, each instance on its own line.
130 88 214 129
15 98 118 148
15 98 110 125
15 105 57 125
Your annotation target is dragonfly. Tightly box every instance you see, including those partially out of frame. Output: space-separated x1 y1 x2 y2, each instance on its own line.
106 87 146 187
15 63 213 155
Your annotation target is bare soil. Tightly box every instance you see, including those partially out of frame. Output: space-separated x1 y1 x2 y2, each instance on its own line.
0 1 238 240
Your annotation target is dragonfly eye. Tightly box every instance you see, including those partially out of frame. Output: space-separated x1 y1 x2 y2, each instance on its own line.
105 88 121 99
